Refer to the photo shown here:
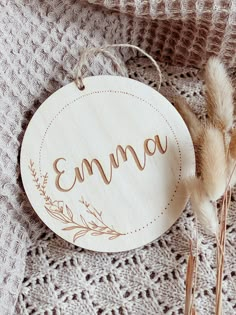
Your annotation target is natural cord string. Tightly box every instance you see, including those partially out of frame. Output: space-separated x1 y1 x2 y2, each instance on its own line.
75 44 162 91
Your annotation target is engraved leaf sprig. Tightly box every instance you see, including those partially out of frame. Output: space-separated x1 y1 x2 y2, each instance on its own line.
79 197 124 240
29 160 124 241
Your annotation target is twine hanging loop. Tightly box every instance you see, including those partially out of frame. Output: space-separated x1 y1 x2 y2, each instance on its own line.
75 44 162 91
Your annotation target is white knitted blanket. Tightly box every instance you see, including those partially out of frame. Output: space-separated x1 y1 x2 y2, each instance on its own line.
0 1 236 314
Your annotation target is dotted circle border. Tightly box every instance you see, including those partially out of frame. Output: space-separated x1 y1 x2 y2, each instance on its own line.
38 90 182 235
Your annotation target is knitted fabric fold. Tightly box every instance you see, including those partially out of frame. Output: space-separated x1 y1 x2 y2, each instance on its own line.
86 0 236 67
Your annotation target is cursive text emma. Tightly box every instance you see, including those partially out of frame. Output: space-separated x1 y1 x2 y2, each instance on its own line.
53 134 168 192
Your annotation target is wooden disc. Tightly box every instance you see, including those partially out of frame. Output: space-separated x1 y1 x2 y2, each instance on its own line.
20 76 195 252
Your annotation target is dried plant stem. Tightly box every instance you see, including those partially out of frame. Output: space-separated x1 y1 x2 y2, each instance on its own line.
185 240 198 315
215 162 236 315
229 129 236 159
192 226 198 312
215 190 229 315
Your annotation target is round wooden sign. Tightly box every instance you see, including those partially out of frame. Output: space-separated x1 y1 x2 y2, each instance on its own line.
20 76 195 252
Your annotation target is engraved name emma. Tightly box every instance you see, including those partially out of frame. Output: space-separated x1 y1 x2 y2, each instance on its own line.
53 134 168 192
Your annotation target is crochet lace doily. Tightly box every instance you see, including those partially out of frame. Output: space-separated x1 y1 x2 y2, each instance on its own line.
15 58 236 315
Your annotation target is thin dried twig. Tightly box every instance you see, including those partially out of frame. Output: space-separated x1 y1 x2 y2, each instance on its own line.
185 240 197 315
215 163 236 315
229 128 236 159
215 190 229 315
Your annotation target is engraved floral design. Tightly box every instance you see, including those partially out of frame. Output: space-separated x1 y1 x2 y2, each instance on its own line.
29 160 124 241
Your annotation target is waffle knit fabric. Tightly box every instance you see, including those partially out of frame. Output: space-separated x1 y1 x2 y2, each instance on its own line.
0 0 236 314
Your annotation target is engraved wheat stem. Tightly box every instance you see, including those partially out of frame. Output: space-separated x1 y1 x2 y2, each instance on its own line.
29 160 53 205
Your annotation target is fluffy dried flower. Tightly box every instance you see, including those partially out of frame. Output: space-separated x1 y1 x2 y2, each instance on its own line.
200 125 227 201
205 57 234 133
185 176 218 234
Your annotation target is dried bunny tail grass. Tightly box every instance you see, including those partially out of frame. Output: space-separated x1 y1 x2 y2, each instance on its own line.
185 176 218 234
173 96 203 145
200 125 228 201
205 57 234 133
229 128 236 160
